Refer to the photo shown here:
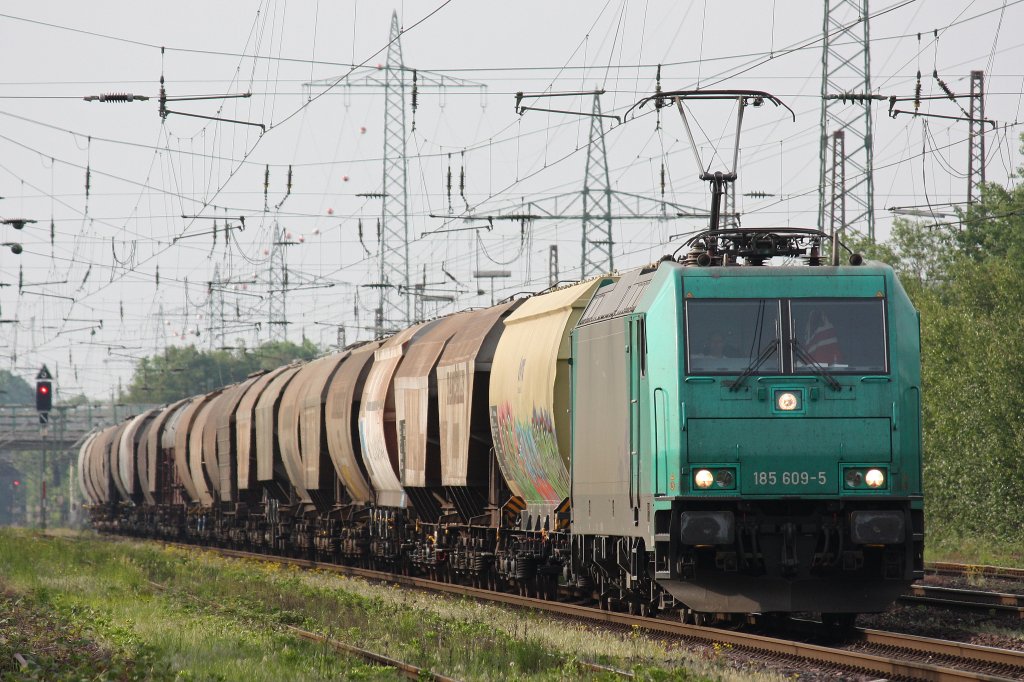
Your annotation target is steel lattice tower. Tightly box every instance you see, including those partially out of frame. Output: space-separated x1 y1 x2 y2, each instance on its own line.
376 10 410 338
581 94 614 278
723 182 738 228
306 17 484 337
267 223 288 342
452 92 702 282
208 263 225 350
829 130 847 261
156 303 166 352
967 70 986 205
818 0 875 241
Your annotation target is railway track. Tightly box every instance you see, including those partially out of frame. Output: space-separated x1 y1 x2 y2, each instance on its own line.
143 576 468 681
142 550 632 680
901 585 1024 618
926 562 1024 582
156 541 1024 681
284 626 463 682
288 626 629 680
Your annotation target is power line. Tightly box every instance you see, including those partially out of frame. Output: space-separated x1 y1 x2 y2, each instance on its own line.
4 0 1020 74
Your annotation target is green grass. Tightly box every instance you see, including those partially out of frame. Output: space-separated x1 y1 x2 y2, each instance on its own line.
0 592 137 681
925 533 1024 569
0 529 785 681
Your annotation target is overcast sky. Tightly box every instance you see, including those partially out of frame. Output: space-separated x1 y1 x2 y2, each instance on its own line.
0 0 1020 400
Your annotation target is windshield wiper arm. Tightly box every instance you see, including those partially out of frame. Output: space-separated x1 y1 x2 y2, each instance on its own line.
790 338 842 391
729 339 779 392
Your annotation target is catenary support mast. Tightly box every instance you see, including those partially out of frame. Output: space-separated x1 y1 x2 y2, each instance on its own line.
818 0 875 241
967 70 986 205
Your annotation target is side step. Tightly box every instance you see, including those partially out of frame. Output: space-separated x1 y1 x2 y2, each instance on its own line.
654 533 672 579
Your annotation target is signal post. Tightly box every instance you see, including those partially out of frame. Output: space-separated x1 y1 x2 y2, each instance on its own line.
36 365 52 531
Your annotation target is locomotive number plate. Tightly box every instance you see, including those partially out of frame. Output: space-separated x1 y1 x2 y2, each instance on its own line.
752 471 827 486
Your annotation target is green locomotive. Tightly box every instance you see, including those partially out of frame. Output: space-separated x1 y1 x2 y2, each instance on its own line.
571 228 924 620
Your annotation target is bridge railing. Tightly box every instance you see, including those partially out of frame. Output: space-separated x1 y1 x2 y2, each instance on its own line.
0 403 162 451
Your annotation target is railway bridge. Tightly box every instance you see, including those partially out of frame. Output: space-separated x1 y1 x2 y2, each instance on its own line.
0 403 158 452
0 403 157 527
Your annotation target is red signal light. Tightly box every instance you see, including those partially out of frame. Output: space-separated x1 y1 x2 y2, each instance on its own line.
12 480 19 487
36 379 53 411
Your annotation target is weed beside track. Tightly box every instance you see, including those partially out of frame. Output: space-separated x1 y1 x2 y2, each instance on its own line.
0 529 785 681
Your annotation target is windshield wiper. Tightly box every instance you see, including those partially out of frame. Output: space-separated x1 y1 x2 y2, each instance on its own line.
790 338 842 391
729 339 779 392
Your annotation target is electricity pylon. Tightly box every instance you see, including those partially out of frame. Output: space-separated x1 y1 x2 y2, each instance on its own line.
449 93 704 280
306 12 485 338
818 0 875 241
581 94 614 278
828 130 846 264
967 70 986 205
208 263 225 350
267 223 290 342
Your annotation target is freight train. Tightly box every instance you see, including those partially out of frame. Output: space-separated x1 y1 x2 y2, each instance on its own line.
79 226 924 625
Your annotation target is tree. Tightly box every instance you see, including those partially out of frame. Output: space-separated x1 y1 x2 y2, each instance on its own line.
845 218 956 290
121 339 320 404
917 256 1024 542
955 180 1024 262
58 393 92 407
0 370 33 405
248 339 320 371
876 135 1024 546
843 230 899 268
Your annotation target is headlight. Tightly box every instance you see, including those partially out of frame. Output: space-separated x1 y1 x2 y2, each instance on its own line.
692 467 736 490
715 469 735 488
843 466 888 490
865 468 885 488
694 469 714 489
775 391 800 411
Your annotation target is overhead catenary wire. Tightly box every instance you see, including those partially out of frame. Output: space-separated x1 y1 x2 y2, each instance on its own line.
2 0 1022 396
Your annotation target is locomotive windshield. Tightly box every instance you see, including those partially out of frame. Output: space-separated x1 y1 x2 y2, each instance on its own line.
685 298 888 375
685 300 781 374
790 299 887 373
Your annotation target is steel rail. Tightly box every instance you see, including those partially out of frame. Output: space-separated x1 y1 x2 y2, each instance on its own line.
144 576 461 681
290 623 632 680
926 562 1024 581
285 626 461 682
901 585 1024 618
786 618 1024 672
856 627 1024 669
161 543 1024 681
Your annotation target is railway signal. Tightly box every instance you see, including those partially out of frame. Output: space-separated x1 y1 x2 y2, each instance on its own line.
36 365 53 421
35 365 53 531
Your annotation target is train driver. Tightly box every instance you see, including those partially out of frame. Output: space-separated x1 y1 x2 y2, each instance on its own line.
702 332 740 359
803 309 842 365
